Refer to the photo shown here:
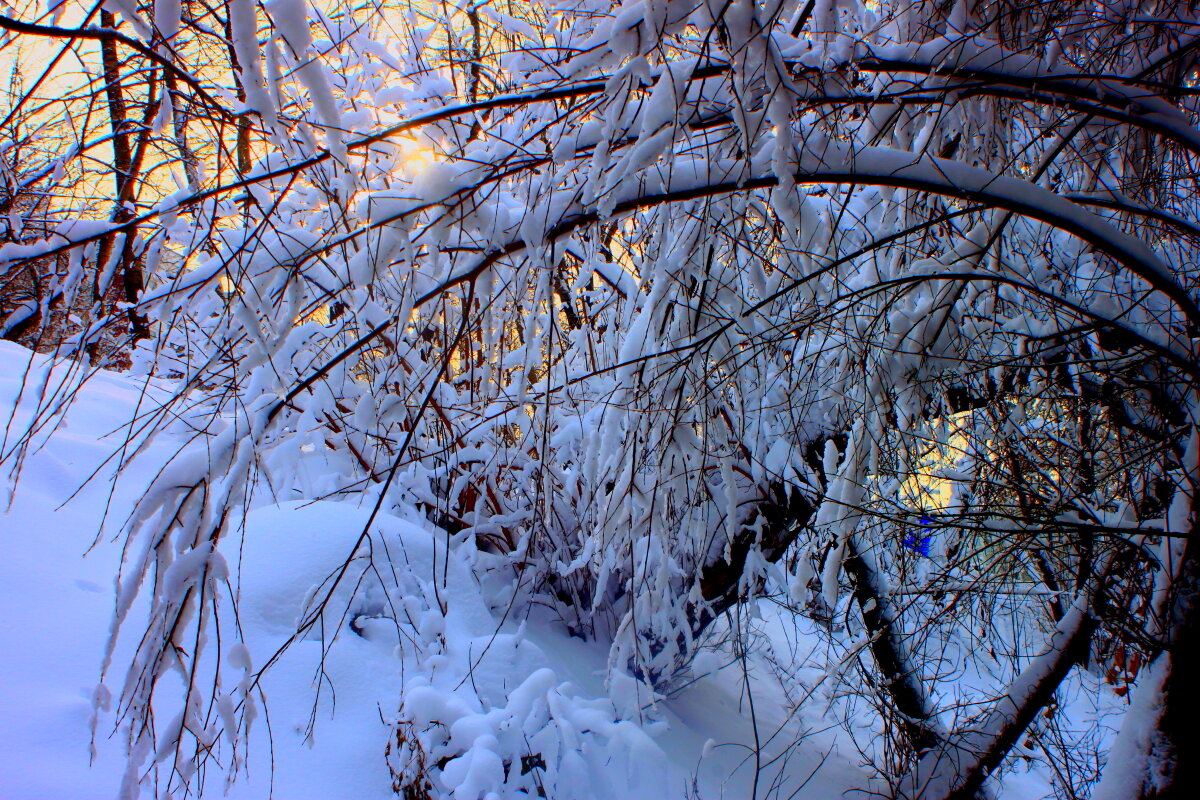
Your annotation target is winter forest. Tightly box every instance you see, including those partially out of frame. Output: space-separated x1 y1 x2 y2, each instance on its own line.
0 0 1197 798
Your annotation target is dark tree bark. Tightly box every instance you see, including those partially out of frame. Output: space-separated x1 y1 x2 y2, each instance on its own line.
844 535 944 757
92 9 151 359
691 481 819 636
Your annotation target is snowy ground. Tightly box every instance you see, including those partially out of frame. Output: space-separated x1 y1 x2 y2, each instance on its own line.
0 341 1118 799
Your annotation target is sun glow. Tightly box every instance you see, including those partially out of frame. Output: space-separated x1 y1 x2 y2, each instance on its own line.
392 133 441 178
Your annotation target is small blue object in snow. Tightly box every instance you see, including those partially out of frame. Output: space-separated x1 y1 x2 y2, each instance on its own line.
903 517 933 557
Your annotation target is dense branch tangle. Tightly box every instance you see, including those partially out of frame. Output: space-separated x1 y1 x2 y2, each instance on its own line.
3 1 1199 799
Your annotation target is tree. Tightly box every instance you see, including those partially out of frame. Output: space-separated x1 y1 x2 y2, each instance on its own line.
1 0 1198 797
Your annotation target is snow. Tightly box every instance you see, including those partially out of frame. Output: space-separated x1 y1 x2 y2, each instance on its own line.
1091 655 1169 800
0 341 873 799
229 0 277 125
1 0 1188 795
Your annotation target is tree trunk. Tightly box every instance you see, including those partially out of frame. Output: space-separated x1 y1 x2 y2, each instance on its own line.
1096 537 1200 800
900 564 1108 800
844 535 944 757
1142 539 1200 799
91 9 150 363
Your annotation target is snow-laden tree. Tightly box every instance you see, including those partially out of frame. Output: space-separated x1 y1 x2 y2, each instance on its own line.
2 0 1198 797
